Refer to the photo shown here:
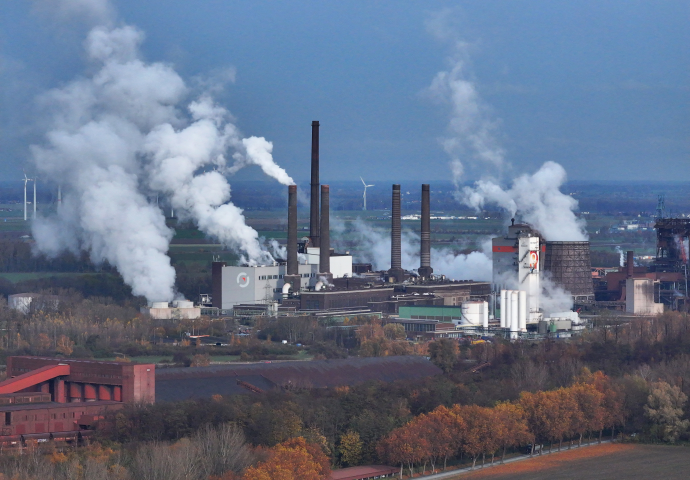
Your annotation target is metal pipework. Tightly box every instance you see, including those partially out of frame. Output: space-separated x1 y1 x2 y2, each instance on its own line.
319 185 330 274
309 121 320 248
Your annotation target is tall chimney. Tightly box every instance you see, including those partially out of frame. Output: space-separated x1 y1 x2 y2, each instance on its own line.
319 185 331 276
626 250 634 277
418 184 433 279
388 184 404 282
211 261 226 308
309 121 320 248
284 185 300 292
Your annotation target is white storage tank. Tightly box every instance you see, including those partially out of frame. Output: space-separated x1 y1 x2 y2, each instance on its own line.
151 301 169 309
510 291 519 332
461 301 485 326
500 290 508 328
518 290 527 331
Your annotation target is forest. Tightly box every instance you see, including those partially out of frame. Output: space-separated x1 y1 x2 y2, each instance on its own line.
0 308 687 479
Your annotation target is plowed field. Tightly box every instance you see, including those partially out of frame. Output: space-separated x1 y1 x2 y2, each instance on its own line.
458 444 690 480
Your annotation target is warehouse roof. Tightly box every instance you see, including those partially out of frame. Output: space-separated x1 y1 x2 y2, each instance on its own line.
156 356 442 402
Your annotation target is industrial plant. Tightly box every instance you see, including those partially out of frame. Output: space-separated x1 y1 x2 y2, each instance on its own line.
204 121 688 340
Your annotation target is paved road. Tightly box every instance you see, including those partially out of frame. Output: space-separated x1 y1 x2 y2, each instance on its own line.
414 439 613 480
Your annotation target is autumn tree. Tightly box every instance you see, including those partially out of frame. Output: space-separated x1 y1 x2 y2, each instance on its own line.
577 369 625 441
56 334 74 356
520 389 574 454
569 383 605 446
428 338 458 374
644 381 690 443
377 427 428 479
383 323 406 340
416 406 463 472
454 405 497 468
493 402 530 462
338 431 362 467
241 437 330 480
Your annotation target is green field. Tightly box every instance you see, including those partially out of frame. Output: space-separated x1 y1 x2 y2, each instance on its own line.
0 272 103 283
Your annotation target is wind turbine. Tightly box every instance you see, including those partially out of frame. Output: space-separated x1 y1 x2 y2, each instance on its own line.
23 174 28 221
361 177 374 211
33 176 37 219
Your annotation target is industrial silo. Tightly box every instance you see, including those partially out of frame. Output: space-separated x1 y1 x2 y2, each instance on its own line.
543 241 595 303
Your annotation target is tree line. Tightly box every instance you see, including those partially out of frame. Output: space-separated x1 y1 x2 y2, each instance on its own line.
377 370 623 477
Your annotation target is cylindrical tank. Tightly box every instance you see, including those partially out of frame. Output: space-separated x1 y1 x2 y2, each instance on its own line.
510 291 519 332
173 300 193 308
462 301 484 325
500 290 508 328
518 290 527 331
482 301 489 329
151 302 169 309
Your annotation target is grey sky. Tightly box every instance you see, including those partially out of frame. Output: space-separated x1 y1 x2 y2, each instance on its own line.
1 0 688 184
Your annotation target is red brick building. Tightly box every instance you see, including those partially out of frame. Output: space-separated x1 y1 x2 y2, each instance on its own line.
0 357 154 445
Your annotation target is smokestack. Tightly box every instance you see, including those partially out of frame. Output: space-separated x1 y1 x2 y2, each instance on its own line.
627 250 634 277
211 261 226 309
388 184 404 282
319 185 330 275
284 185 301 292
418 184 433 278
309 121 320 248
287 185 298 275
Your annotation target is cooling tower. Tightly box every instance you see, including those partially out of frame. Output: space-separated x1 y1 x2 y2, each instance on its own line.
543 241 595 303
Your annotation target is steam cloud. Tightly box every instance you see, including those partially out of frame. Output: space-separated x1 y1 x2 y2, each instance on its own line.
426 11 587 242
30 1 294 302
334 219 492 281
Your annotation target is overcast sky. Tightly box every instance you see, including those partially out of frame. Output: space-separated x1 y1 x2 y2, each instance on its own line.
1 0 688 184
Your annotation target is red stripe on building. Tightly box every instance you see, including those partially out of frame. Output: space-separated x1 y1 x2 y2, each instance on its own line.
492 246 516 253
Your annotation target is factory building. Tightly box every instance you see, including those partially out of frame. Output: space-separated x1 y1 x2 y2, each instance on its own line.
155 356 442 401
214 262 321 310
8 293 60 314
598 243 687 313
141 300 201 319
0 357 154 445
212 121 492 318
491 219 593 332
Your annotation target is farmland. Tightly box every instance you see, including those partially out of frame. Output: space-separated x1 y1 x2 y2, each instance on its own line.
458 444 690 480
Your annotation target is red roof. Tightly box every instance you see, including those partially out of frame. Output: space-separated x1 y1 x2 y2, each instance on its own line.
330 465 398 480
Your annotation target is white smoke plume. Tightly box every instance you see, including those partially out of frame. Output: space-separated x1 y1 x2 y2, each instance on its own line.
463 162 588 241
30 2 293 301
334 218 492 281
615 246 625 267
425 14 505 186
540 276 575 316
427 10 587 243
